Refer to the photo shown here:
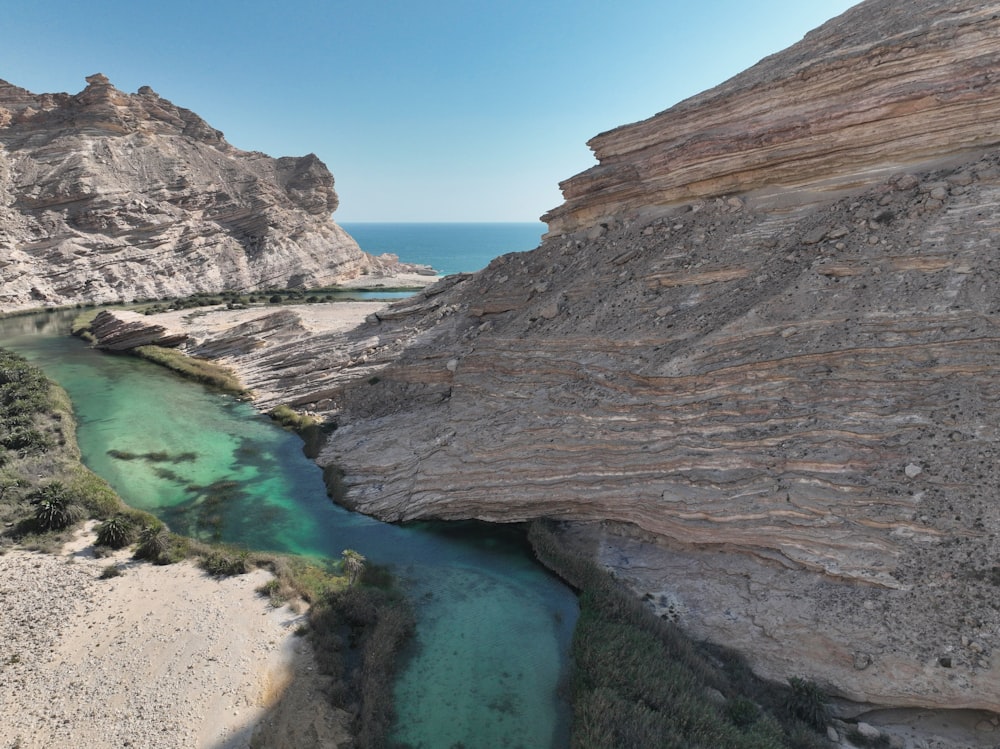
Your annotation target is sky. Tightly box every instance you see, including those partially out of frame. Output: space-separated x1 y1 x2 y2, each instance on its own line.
1 1 859 222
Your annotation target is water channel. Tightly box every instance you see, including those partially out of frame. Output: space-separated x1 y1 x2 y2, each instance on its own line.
0 309 577 749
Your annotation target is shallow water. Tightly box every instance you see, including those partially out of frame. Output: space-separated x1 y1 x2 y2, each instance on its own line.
0 309 576 748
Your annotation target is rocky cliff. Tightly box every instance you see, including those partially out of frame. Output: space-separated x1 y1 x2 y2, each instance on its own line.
161 0 1000 726
90 0 1000 733
0 74 409 311
543 0 1000 234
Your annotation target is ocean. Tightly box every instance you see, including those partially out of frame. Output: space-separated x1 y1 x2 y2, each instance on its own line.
340 221 546 276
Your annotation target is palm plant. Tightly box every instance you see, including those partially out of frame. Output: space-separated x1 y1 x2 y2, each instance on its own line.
29 482 82 531
96 515 136 549
134 524 170 561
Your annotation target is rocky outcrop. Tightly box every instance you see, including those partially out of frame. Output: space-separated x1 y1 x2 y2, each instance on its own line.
169 0 1000 722
88 309 187 350
0 75 418 312
543 0 1000 234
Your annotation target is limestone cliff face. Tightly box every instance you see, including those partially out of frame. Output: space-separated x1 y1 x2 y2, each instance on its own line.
167 0 1000 719
0 74 391 311
544 0 1000 234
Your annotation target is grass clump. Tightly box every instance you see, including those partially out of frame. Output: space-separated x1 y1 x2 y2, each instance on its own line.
268 404 319 432
784 677 829 731
200 548 251 576
99 563 124 579
132 524 176 564
528 520 831 749
28 482 83 532
132 345 247 396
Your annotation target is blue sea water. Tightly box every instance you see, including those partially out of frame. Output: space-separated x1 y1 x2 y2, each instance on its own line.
341 221 546 276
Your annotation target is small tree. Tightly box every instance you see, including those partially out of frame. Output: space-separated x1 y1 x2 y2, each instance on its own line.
341 548 367 587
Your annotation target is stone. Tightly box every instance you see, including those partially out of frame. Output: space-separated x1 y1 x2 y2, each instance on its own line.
88 310 188 351
855 722 882 741
905 463 923 478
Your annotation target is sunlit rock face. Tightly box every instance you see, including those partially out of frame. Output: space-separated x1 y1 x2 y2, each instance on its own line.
78 0 1000 723
184 0 1000 716
543 0 1000 234
0 74 383 311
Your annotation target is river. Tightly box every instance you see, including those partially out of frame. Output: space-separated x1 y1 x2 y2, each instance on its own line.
0 309 577 749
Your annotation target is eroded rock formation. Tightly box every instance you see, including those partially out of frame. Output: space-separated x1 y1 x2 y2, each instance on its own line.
157 0 1000 724
0 74 415 312
543 0 1000 234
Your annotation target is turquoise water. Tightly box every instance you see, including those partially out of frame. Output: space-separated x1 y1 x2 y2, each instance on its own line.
342 222 545 275
0 310 576 749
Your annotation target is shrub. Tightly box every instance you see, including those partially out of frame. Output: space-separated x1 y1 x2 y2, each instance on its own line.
200 549 251 576
133 524 171 562
784 677 829 730
29 482 82 531
726 696 761 728
96 515 136 549
268 405 319 432
99 564 124 579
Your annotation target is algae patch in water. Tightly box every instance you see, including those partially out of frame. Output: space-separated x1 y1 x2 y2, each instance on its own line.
107 448 198 464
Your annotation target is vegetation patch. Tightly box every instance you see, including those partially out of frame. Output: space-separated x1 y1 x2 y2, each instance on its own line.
107 449 197 464
306 577 415 749
130 286 423 316
0 348 160 551
528 520 831 749
132 345 247 396
268 404 319 432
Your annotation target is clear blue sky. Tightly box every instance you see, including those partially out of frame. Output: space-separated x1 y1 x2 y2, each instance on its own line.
2 1 858 222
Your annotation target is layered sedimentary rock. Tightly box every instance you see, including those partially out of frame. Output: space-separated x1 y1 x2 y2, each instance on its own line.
0 74 411 311
88 309 187 350
154 0 1000 722
544 0 1000 234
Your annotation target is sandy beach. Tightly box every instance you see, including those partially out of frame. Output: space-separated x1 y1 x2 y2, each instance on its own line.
0 523 347 749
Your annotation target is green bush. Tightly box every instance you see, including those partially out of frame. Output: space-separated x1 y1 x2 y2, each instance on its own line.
268 404 319 432
133 524 171 563
726 696 761 728
200 549 251 576
96 515 136 549
29 482 82 531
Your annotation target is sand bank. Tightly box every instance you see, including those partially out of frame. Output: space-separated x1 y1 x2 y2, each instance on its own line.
0 523 347 748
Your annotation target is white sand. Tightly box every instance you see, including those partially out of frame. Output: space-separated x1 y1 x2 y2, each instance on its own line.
154 301 390 340
0 523 345 749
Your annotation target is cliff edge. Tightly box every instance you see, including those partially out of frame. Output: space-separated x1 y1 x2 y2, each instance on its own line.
0 75 408 311
544 0 1000 234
